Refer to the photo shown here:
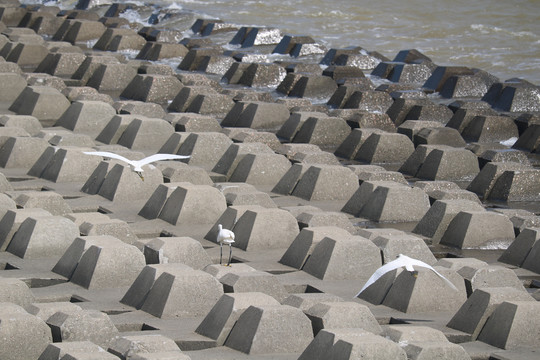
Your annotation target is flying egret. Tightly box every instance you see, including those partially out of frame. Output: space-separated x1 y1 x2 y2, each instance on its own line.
84 151 190 181
355 253 458 298
217 224 235 266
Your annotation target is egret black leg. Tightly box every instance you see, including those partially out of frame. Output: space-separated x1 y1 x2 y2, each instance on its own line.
227 244 232 266
219 243 223 265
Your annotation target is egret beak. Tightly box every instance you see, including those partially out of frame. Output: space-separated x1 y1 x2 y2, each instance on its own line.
135 171 144 181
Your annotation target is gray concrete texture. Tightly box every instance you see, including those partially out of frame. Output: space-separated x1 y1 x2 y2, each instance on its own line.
0 3 538 360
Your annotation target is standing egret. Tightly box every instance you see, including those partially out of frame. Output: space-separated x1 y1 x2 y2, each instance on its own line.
84 151 190 181
217 224 235 266
355 253 457 298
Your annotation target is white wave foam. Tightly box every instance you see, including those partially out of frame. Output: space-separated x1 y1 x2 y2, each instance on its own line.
500 137 518 147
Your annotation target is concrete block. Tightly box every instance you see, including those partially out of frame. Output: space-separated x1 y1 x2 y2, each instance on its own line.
485 82 540 112
229 153 291 187
521 229 540 273
477 301 540 349
212 142 274 179
79 218 138 245
354 132 415 166
5 42 50 71
303 235 381 280
161 163 213 186
334 128 383 160
223 188 277 208
66 235 144 289
0 277 35 307
0 193 16 220
488 168 540 202
415 146 479 181
203 263 258 280
0 136 49 169
0 208 51 251
108 334 182 360
237 63 287 88
224 304 313 354
292 116 350 147
37 341 107 360
196 292 280 346
447 287 535 340
93 27 145 51
467 161 531 199
271 163 310 195
120 264 188 309
403 341 471 360
28 147 102 183
203 205 263 243
347 164 407 185
138 183 184 220
457 265 527 296
55 100 116 138
303 328 407 360
384 324 448 343
373 233 437 265
230 26 282 47
167 113 221 133
513 123 540 152
143 236 212 269
56 19 106 44
277 111 329 142
71 55 120 85
13 190 70 217
230 130 282 152
306 301 382 336
478 148 530 169
427 187 482 205
440 211 515 249
399 144 439 176
34 52 87 78
283 293 343 310
0 73 27 104
435 257 489 272
413 199 486 244
116 100 167 118
95 114 137 145
177 132 233 170
462 115 519 143
140 267 223 318
9 86 70 126
296 210 355 233
167 85 218 113
26 302 83 322
342 90 394 113
47 309 119 348
498 227 540 267
120 74 183 104
354 182 430 222
137 41 189 61
7 215 78 259
231 207 299 250
222 101 290 129
86 63 137 93
84 161 163 203
117 117 174 152
158 183 227 225
381 266 466 313
287 74 338 99
0 310 52 360
290 164 358 201
220 271 289 302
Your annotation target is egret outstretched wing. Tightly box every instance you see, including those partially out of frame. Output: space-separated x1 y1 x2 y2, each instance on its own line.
355 254 457 298
355 259 409 297
135 154 190 168
84 151 133 165
405 256 458 291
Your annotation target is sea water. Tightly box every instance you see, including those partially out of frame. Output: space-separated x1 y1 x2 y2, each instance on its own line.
25 0 540 84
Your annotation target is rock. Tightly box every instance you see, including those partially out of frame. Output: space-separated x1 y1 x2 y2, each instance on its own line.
224 304 314 354
143 237 212 269
303 235 381 281
447 287 535 340
305 301 382 336
440 210 515 249
47 309 119 348
196 292 280 346
477 301 540 349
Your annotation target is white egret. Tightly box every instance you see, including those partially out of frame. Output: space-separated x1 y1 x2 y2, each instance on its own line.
84 151 190 181
217 224 235 266
355 254 458 298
